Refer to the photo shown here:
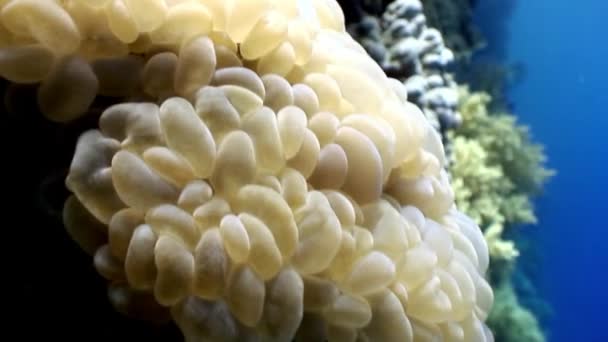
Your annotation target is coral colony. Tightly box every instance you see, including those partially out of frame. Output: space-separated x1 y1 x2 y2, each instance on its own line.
0 1 502 341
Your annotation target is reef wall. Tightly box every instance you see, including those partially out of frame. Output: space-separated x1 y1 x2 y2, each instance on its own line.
347 1 554 341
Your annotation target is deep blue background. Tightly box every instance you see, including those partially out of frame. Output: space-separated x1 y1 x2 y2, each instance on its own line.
474 1 608 341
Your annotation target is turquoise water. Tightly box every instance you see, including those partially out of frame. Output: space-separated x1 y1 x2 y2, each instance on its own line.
475 1 608 340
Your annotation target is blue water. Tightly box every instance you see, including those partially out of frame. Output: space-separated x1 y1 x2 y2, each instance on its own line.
474 1 608 341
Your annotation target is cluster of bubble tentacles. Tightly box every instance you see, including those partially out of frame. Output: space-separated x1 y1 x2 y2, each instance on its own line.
0 0 494 341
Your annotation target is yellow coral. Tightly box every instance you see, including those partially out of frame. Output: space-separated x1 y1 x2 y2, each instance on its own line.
1 1 494 341
451 136 519 261
449 87 554 261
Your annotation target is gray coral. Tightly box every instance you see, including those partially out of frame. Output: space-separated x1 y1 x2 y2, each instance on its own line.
348 0 462 166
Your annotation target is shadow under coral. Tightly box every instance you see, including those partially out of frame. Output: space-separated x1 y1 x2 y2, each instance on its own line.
2 78 182 341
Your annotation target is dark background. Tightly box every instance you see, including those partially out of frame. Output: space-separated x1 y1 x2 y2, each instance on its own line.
2 80 181 340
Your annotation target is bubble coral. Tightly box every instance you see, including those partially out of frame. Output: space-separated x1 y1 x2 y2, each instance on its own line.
487 283 546 342
1 0 494 340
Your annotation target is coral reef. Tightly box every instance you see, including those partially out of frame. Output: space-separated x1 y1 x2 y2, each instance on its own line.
459 61 526 113
0 0 495 341
486 252 549 342
487 282 545 342
448 87 554 260
420 0 486 60
347 0 462 166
